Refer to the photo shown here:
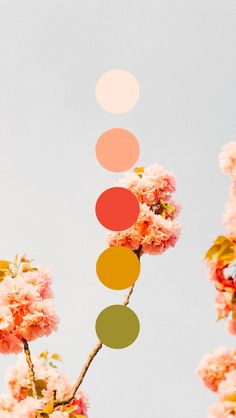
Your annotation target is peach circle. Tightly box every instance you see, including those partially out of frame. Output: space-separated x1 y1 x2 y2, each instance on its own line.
95 69 140 113
96 128 140 172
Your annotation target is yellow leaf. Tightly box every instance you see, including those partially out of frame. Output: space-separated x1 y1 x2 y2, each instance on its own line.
39 351 48 360
205 235 235 266
0 269 9 279
43 400 54 414
233 311 236 320
22 263 32 273
51 353 62 362
70 415 86 418
134 167 144 177
224 393 236 402
62 405 77 413
0 260 11 269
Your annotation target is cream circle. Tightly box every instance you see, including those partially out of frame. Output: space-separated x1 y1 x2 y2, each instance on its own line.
95 69 140 113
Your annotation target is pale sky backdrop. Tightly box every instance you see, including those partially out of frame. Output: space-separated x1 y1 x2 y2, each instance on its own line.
0 1 236 417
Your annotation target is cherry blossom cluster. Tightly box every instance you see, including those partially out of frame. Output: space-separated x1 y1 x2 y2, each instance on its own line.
198 347 236 417
205 142 236 334
0 352 88 418
0 257 58 354
107 165 181 255
0 163 181 417
199 141 236 417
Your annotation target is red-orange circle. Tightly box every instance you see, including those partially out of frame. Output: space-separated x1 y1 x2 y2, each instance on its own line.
95 187 140 231
96 128 140 172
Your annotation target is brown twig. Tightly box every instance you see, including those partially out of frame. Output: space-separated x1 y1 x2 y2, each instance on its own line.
54 248 142 408
22 338 37 398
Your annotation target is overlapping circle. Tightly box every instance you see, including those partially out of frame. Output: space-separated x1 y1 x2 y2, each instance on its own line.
95 187 140 231
96 246 140 290
95 70 141 349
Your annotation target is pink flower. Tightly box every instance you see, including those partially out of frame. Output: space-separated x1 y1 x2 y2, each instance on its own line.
21 268 53 299
0 395 16 412
141 214 180 255
0 307 14 331
0 266 59 353
0 411 13 418
6 354 88 417
107 203 153 251
0 277 39 324
43 373 71 402
12 397 42 418
215 292 234 320
19 300 59 342
0 332 22 355
107 203 180 255
208 401 236 418
218 370 236 399
224 190 236 238
219 141 236 178
7 356 52 401
70 391 89 416
197 347 236 392
50 412 69 418
117 164 176 205
227 319 236 336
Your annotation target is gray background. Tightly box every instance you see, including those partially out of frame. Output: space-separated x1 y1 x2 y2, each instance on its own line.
0 1 235 417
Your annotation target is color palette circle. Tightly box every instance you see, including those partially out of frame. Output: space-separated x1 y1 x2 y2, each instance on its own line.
95 305 140 349
95 187 140 231
95 69 140 114
96 128 140 172
96 246 140 290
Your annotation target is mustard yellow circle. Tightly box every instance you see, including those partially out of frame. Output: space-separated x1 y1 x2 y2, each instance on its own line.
96 246 140 290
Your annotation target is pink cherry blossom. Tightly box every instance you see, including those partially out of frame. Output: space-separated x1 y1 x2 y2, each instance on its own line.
208 401 236 418
117 164 176 205
21 267 53 299
197 347 236 392
227 319 236 336
0 267 59 354
107 203 180 255
19 300 58 342
219 141 236 179
224 189 236 238
218 370 236 399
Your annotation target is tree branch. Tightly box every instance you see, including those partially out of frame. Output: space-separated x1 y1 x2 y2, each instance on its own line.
22 338 37 398
54 248 141 408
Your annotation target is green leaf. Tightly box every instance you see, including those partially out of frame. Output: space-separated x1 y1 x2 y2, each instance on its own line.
49 361 57 369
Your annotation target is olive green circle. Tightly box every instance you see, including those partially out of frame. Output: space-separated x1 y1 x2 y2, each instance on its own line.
95 304 140 349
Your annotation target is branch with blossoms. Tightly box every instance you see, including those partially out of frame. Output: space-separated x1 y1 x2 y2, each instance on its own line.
198 141 236 418
204 142 236 334
0 164 181 418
